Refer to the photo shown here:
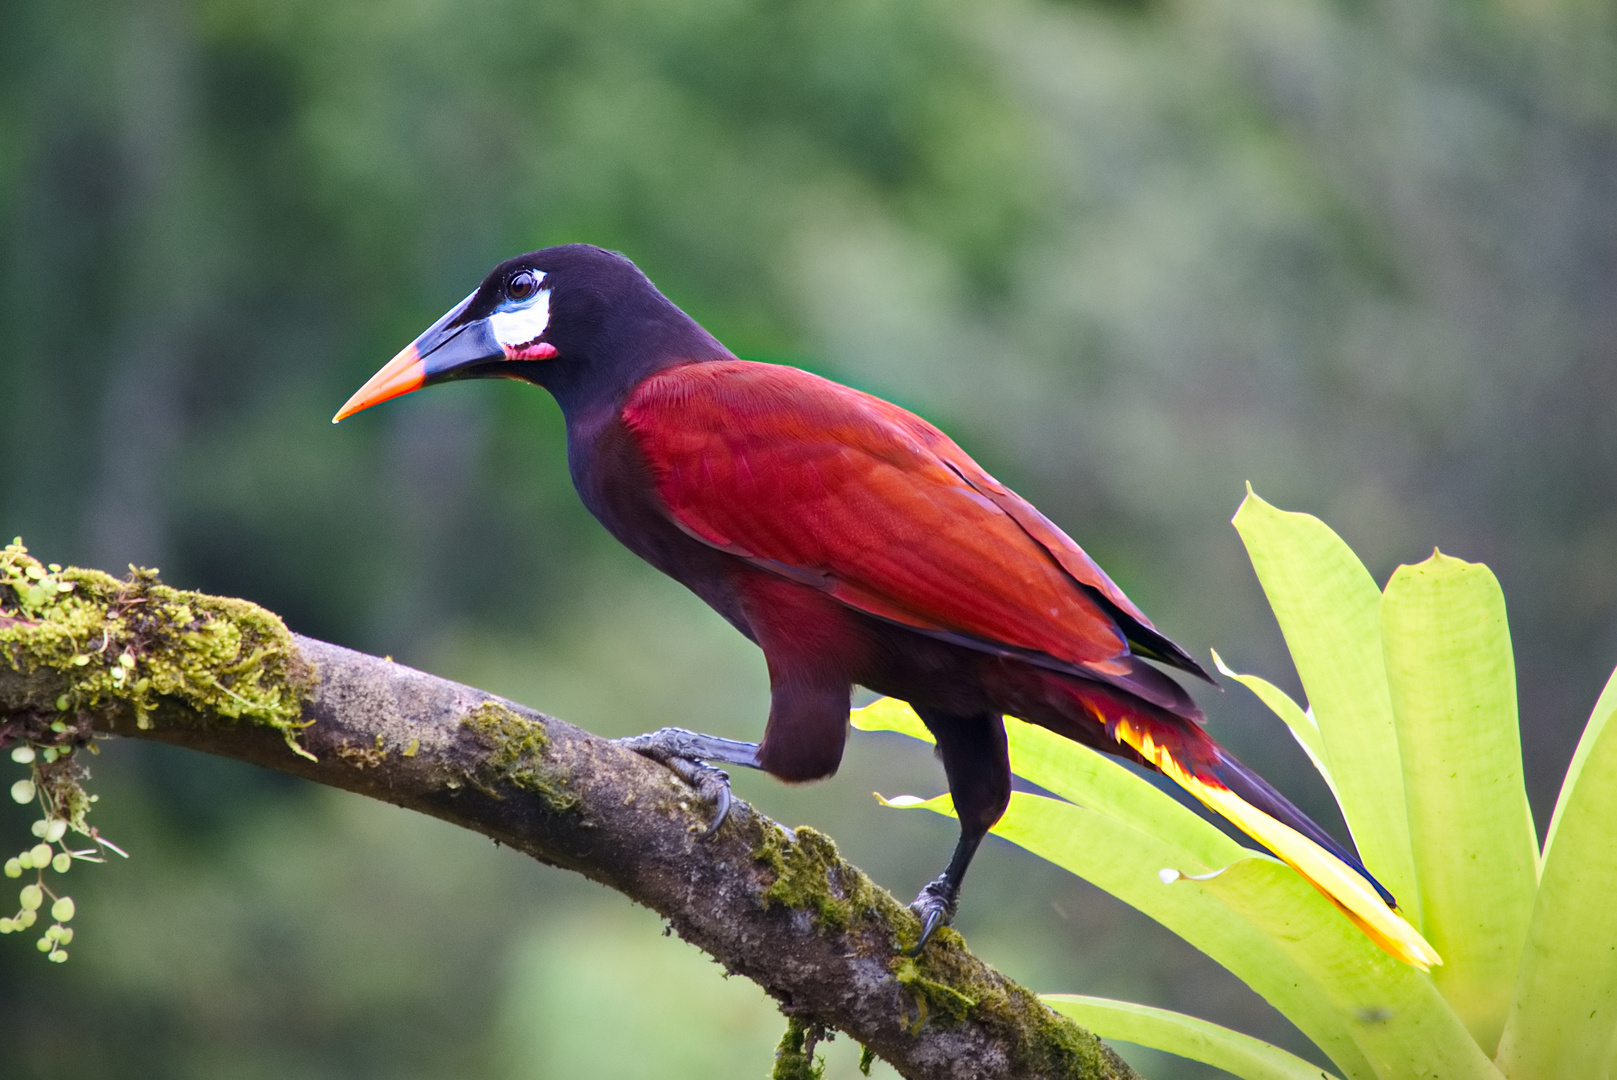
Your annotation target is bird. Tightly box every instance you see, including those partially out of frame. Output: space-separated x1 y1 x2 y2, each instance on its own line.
334 243 1437 967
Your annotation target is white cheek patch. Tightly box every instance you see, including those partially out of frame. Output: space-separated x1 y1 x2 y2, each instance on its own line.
489 289 552 358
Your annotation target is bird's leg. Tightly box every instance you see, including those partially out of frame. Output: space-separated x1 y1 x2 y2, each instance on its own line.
908 708 1011 952
910 830 986 953
613 728 762 836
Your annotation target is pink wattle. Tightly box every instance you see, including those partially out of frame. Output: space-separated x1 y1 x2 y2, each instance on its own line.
502 340 559 361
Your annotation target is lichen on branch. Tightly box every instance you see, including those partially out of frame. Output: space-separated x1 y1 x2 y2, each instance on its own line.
0 540 319 963
461 700 579 811
0 540 313 755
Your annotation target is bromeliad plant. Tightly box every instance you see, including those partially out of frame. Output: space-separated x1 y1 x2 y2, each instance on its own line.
856 489 1614 1080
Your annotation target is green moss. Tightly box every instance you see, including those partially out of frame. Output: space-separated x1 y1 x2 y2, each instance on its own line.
337 734 388 769
751 828 1062 1062
1001 993 1129 1079
893 955 979 1030
0 542 313 759
888 945 1121 1074
460 700 579 811
754 826 882 932
772 1017 826 1080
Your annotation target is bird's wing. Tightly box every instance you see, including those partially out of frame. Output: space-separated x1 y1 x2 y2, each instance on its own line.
622 360 1204 694
896 398 1211 680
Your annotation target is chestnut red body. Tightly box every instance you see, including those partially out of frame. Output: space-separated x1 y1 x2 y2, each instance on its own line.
606 360 1204 778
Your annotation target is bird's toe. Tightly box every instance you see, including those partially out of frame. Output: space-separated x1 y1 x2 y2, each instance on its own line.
615 730 737 836
907 876 959 954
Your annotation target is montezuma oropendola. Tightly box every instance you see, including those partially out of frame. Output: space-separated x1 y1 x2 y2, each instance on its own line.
336 244 1437 967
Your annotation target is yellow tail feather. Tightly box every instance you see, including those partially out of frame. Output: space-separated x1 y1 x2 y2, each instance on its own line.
1115 720 1441 971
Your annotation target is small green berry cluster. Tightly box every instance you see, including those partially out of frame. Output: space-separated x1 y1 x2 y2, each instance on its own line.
3 740 125 962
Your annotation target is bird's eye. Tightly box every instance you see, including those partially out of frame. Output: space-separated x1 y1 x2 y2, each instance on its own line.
507 270 540 302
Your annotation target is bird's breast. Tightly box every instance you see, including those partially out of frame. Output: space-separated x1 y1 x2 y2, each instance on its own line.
567 409 758 641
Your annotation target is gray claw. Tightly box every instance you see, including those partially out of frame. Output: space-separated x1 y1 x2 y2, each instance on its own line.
704 780 732 836
616 732 736 837
907 876 958 954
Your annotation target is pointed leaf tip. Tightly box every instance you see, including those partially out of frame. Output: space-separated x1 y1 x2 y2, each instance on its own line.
1160 865 1230 883
1234 481 1264 524
874 792 951 811
1403 547 1485 574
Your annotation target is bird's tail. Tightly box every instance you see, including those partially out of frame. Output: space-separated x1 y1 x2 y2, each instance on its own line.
1106 710 1441 970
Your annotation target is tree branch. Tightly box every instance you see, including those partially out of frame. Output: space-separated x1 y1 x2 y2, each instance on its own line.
0 549 1143 1080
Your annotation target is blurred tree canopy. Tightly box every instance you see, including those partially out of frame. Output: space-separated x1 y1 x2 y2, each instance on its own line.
2 0 1614 1077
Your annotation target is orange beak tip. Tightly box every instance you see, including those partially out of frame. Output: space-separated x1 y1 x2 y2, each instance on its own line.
333 346 427 423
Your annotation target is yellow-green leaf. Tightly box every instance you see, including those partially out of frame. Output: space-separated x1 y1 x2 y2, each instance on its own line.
1169 858 1502 1080
1496 664 1617 1078
1232 488 1419 920
1005 715 1249 870
858 700 1248 871
1380 553 1537 1052
1543 663 1617 859
1211 649 1340 804
1043 995 1343 1080
851 696 934 742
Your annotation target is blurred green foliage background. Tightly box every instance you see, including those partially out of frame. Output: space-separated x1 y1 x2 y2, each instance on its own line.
2 0 1614 1075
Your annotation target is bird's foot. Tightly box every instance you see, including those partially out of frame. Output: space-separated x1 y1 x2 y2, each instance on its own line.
614 727 759 837
663 756 734 837
907 874 960 954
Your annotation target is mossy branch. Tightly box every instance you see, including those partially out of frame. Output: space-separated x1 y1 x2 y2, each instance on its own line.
0 550 1144 1080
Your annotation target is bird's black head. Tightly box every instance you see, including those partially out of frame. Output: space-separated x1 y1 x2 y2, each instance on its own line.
335 244 731 422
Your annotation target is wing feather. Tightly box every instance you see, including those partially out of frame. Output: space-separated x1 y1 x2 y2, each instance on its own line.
623 361 1196 692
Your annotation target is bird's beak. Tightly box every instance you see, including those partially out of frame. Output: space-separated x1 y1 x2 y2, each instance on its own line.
333 291 505 422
